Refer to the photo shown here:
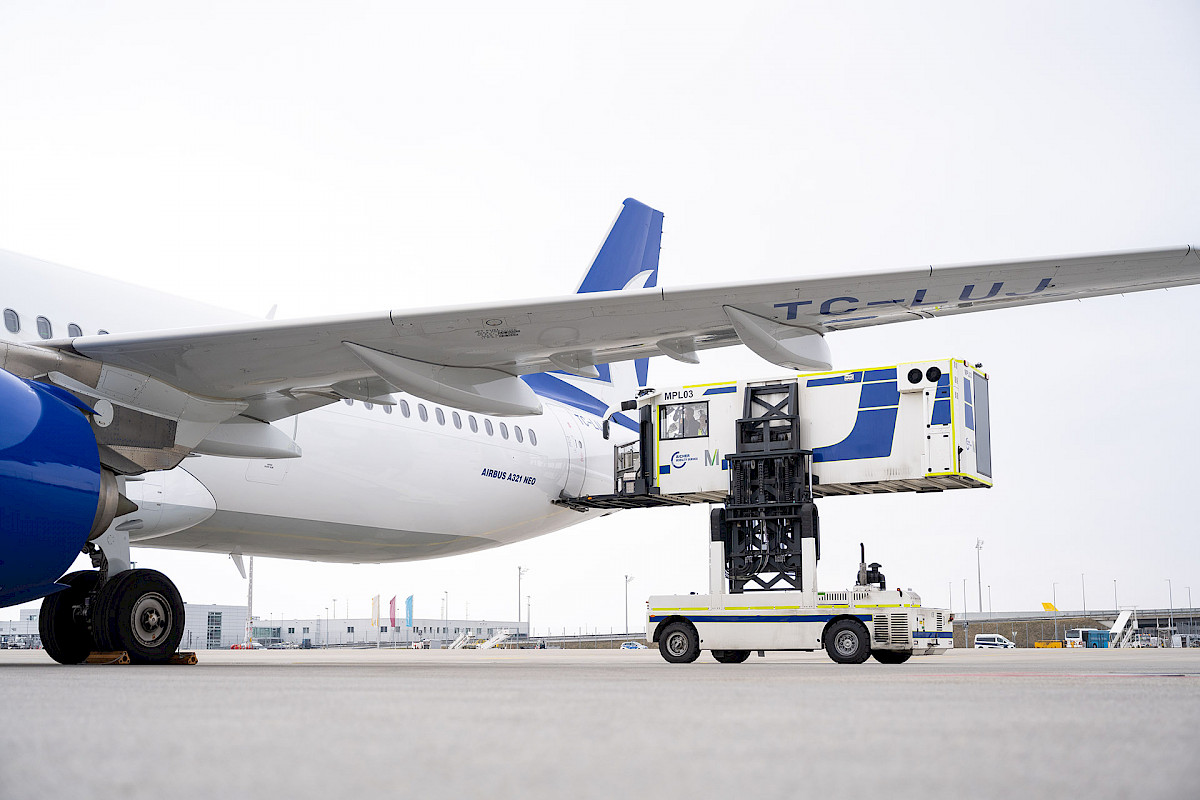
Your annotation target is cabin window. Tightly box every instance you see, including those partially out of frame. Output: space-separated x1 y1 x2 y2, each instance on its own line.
67 323 82 337
514 426 523 443
469 416 478 433
452 412 462 429
36 316 52 339
529 429 538 447
484 419 494 436
435 408 445 425
343 399 354 406
400 399 410 418
2 309 18 333
384 405 392 415
364 402 374 411
418 404 428 422
499 422 509 440
659 401 709 440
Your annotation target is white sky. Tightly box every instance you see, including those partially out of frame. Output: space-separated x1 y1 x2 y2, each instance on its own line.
2 2 1198 630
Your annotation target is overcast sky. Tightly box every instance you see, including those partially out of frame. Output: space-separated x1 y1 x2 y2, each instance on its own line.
2 2 1198 630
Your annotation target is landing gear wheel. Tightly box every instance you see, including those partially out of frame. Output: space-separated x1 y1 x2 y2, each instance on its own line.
39 571 99 665
712 649 751 664
824 619 872 664
91 569 184 664
658 622 701 664
871 649 912 664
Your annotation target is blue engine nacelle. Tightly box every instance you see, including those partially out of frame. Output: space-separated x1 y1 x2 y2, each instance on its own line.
0 368 107 609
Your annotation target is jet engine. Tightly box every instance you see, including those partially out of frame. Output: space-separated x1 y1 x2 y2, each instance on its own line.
0 369 125 608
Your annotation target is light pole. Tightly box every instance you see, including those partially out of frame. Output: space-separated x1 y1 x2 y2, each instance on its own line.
324 607 328 648
975 539 984 613
1081 573 1086 614
1114 579 1118 611
1052 583 1059 640
526 595 531 639
962 578 967 616
988 585 992 614
517 566 529 634
624 575 634 634
443 591 449 624
948 581 953 614
1166 579 1174 637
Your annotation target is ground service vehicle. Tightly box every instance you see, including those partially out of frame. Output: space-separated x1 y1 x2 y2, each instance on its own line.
564 360 982 664
974 633 1016 649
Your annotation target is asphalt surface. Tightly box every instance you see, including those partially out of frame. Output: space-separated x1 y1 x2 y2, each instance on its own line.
2 647 1197 800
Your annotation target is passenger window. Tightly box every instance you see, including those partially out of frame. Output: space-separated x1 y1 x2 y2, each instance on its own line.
67 323 82 338
499 422 509 440
469 416 478 433
343 398 354 406
529 429 537 447
364 402 374 411
384 405 392 415
418 404 428 422
2 308 18 333
484 419 494 436
400 399 410 418
452 412 462 429
36 316 52 339
514 426 523 443
435 408 445 425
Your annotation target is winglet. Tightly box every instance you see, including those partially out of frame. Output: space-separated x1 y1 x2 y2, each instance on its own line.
575 198 664 294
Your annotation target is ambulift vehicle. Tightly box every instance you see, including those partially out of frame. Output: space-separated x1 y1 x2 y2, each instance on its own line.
563 359 990 664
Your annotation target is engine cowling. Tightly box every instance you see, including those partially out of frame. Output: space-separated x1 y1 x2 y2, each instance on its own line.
0 369 105 608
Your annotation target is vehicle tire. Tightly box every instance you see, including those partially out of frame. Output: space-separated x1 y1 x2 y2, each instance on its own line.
92 569 184 664
658 621 701 664
871 649 912 664
39 571 100 665
712 649 751 664
824 618 872 664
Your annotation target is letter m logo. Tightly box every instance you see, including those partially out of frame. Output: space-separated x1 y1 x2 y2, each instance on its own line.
704 449 721 467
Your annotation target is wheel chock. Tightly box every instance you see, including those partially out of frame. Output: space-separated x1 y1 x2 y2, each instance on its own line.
85 651 131 665
170 651 199 665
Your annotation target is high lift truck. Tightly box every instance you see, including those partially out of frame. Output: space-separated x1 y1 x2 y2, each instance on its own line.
561 359 989 664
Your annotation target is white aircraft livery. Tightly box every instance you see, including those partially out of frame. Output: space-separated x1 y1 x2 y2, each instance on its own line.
1 198 1198 663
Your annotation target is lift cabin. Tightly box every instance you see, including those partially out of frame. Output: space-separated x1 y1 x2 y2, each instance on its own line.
562 359 989 664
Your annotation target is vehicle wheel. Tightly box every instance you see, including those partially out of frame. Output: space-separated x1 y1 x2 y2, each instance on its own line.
658 621 700 664
871 649 912 664
39 571 100 665
712 649 751 664
91 569 184 664
824 619 871 664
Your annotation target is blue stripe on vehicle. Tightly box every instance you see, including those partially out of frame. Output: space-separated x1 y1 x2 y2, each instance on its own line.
703 385 737 395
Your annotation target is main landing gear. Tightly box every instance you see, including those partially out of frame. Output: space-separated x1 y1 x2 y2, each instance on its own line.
38 532 185 665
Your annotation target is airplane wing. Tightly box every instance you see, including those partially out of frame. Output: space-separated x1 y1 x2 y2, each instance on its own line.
48 243 1200 421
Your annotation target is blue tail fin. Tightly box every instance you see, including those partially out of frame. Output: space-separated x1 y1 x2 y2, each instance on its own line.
575 198 663 295
576 198 662 388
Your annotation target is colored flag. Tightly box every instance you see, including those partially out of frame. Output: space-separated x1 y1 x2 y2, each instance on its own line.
405 595 413 627
371 595 380 627
389 595 397 628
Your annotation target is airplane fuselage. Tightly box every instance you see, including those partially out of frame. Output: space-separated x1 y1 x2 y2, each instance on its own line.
1 251 617 563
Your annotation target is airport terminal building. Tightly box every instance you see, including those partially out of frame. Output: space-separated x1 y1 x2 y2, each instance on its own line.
3 604 527 650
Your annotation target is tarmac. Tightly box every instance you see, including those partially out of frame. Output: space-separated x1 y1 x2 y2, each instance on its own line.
1 647 1197 800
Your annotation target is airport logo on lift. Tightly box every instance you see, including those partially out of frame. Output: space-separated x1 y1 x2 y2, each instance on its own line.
670 451 699 469
772 278 1054 324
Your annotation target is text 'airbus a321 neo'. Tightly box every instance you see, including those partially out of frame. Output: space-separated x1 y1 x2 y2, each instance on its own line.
1 198 1198 662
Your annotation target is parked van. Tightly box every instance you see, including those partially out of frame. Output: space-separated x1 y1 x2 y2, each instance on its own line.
973 633 1016 649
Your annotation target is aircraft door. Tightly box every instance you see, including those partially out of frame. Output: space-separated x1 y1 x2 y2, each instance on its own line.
550 405 587 497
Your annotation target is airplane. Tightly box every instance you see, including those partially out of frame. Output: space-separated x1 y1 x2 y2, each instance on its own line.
2 198 1198 664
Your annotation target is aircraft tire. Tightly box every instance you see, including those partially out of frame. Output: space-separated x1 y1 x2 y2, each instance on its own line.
92 569 184 664
39 571 99 665
658 621 701 664
870 649 912 664
711 649 751 664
